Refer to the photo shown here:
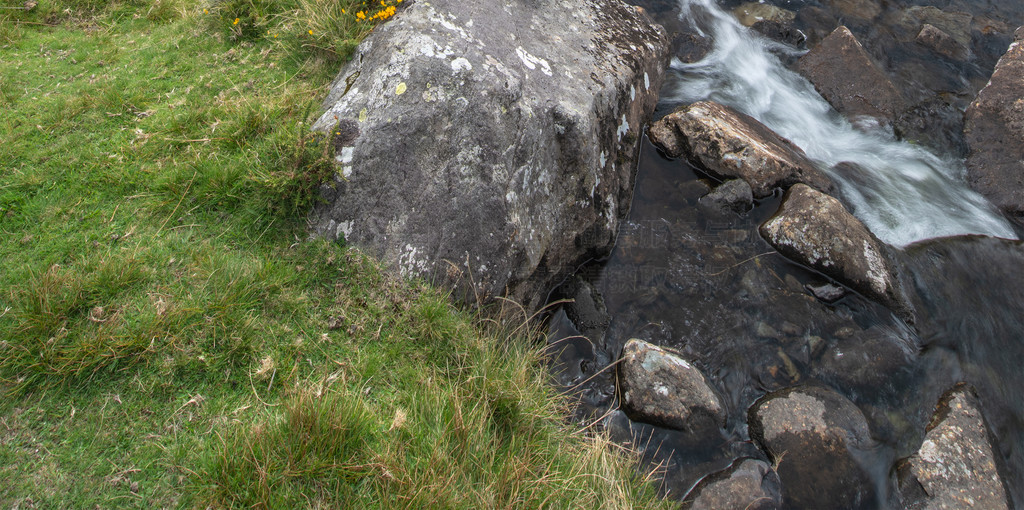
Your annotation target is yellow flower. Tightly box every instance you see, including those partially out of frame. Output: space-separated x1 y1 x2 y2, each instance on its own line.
356 10 365 19
308 29 313 35
233 17 239 25
203 8 208 13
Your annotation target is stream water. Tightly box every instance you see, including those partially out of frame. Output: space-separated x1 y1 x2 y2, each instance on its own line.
548 0 1024 506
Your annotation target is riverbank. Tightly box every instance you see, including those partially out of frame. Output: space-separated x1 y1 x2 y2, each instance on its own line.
0 1 670 506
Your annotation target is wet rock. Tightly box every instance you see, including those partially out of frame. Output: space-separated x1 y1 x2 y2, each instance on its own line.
894 6 972 48
794 6 837 48
965 27 1024 214
673 31 713 64
648 101 833 197
619 338 725 432
797 26 904 124
751 19 806 48
557 276 610 343
310 0 670 311
897 384 1010 510
731 3 794 27
759 184 910 317
683 458 782 510
748 385 876 509
806 282 847 302
820 0 879 22
916 24 969 61
811 326 914 392
697 179 753 215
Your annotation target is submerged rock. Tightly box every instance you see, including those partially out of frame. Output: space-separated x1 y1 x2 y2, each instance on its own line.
916 24 969 61
965 26 1024 214
811 326 915 392
647 101 832 197
697 179 753 215
683 457 782 510
797 26 904 124
897 384 1010 510
310 0 669 310
748 385 876 509
759 184 909 317
618 338 725 432
731 3 794 27
806 282 847 302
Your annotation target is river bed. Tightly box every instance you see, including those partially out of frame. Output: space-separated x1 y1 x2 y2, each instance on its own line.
547 0 1024 506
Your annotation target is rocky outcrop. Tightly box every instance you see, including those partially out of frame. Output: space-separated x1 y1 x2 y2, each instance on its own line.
618 339 725 432
759 184 909 317
748 386 876 509
648 101 833 197
310 0 669 310
897 384 1010 510
965 27 1024 214
797 26 904 124
683 458 782 510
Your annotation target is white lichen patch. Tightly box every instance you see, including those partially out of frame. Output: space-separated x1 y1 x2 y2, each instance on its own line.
450 57 472 72
515 46 553 77
861 239 890 294
616 114 630 140
398 243 431 278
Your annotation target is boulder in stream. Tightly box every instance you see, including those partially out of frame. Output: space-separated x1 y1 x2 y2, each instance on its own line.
897 384 1010 510
647 101 833 197
682 457 782 510
759 184 910 318
797 26 904 124
309 0 669 310
965 26 1024 214
618 338 725 433
748 385 877 509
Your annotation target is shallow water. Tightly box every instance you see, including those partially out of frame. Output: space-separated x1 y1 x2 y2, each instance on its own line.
548 0 1024 505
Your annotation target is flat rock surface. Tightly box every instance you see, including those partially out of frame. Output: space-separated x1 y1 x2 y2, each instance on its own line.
310 0 669 310
648 101 832 197
898 384 1009 510
965 27 1024 214
797 26 904 123
618 338 725 432
759 184 908 317
749 385 876 509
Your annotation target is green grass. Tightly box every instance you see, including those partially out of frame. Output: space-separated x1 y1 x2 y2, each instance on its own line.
0 0 670 507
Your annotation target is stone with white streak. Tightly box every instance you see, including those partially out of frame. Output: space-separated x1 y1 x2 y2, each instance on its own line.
759 184 910 318
310 0 669 310
618 338 725 432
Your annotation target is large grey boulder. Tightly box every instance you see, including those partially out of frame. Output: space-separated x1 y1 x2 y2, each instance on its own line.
647 101 833 197
965 27 1024 214
897 384 1010 510
310 0 669 310
748 385 877 509
618 338 725 432
759 184 909 317
797 26 904 124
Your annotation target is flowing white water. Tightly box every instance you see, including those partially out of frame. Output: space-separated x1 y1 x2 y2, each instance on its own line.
663 0 1017 247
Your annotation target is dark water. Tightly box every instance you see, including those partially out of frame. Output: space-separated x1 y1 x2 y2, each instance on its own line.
547 0 1024 505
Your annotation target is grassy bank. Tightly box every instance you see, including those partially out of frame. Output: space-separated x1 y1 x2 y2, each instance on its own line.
0 0 669 507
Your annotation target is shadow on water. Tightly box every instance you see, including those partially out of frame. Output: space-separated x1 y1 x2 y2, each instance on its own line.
546 0 1024 504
